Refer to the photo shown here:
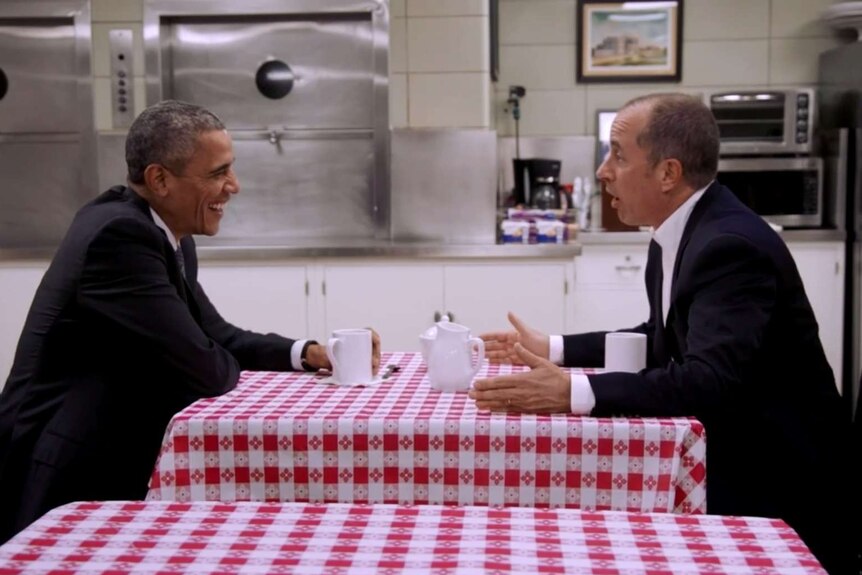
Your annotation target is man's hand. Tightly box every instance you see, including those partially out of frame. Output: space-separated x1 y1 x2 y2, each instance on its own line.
479 312 550 364
370 328 381 374
304 343 331 371
469 343 570 413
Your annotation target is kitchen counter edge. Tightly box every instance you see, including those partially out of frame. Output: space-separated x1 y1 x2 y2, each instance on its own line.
1 229 846 262
0 242 584 262
577 229 847 244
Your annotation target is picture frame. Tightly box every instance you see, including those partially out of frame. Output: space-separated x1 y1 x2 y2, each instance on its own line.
576 0 683 83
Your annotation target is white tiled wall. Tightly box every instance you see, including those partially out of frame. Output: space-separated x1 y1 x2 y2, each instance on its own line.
495 0 846 137
88 0 844 134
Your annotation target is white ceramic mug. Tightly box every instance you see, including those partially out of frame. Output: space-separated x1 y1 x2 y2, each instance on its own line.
326 328 373 385
604 332 647 373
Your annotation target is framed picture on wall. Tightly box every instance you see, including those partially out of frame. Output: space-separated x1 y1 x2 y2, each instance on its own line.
576 0 683 83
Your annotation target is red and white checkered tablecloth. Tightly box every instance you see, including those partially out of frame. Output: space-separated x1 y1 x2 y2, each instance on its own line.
0 501 822 574
148 352 706 514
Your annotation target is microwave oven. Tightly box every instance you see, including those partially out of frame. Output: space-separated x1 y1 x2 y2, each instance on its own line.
705 88 815 156
717 156 823 228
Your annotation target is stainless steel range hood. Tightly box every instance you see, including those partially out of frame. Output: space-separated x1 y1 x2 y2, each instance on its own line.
144 0 390 245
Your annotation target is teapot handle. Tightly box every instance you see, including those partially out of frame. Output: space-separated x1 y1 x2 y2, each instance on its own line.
468 337 485 377
326 337 341 374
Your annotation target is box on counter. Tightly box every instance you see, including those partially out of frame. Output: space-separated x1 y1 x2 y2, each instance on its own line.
536 220 565 244
500 220 531 244
507 208 570 222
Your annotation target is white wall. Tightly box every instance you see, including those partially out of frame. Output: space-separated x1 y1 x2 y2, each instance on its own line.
90 0 493 131
494 0 845 137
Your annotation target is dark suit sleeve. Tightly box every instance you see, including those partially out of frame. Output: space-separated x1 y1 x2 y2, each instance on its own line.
589 234 776 417
77 217 240 397
191 281 297 371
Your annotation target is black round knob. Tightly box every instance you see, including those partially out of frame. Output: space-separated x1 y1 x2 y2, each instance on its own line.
255 59 294 100
0 68 7 101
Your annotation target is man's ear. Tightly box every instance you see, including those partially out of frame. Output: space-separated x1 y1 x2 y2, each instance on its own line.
143 164 169 198
658 158 683 192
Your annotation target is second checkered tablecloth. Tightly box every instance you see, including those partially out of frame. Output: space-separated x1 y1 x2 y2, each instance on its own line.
0 501 822 574
148 353 706 513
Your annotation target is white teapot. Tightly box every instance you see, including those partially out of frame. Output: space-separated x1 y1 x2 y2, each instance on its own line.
421 320 484 393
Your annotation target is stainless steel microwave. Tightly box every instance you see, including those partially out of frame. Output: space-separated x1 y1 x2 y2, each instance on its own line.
717 156 823 228
705 88 815 156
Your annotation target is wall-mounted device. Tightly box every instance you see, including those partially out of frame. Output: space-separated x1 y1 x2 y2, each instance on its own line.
108 29 134 129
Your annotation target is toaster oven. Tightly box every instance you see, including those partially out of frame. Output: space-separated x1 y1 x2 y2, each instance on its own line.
705 88 815 156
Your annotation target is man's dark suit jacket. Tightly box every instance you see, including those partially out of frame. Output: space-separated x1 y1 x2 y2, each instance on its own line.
0 186 298 543
563 182 856 573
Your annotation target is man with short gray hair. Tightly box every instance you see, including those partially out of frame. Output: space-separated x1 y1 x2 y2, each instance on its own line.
0 100 379 543
474 93 856 573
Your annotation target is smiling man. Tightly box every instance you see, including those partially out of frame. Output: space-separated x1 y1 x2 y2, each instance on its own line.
472 93 856 573
0 100 379 543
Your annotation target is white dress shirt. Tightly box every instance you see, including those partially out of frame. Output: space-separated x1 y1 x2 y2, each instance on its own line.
557 182 711 413
150 207 308 370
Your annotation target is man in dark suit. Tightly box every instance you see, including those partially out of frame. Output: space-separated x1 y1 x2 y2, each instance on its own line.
471 93 857 573
0 100 380 543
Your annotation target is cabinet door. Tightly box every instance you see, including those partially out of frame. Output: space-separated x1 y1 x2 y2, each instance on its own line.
572 245 650 333
787 242 844 390
197 263 309 339
322 264 444 351
444 263 568 336
0 263 48 387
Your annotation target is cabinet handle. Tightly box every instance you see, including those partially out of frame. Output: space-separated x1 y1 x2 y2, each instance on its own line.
614 264 642 272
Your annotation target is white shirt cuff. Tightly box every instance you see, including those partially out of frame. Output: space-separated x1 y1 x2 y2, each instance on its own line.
549 335 564 365
570 374 596 414
290 339 309 371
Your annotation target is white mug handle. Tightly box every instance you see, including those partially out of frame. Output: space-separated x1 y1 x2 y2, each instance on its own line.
326 337 340 374
468 337 485 378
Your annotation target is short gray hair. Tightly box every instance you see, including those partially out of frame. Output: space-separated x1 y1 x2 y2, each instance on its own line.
621 93 719 189
125 100 225 185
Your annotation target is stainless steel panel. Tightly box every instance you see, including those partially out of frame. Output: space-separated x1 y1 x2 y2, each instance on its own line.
96 132 128 191
391 129 497 245
165 15 373 130
145 0 390 242
0 139 91 247
0 17 77 133
109 29 135 129
197 133 375 245
0 1 96 250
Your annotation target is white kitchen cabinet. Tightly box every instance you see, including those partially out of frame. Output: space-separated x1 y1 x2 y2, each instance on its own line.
321 260 573 351
0 263 48 387
786 241 845 390
197 263 310 340
320 263 443 352
444 262 568 337
572 244 650 333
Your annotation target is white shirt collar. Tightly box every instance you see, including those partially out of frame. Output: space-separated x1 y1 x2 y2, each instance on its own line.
149 207 179 252
651 181 711 255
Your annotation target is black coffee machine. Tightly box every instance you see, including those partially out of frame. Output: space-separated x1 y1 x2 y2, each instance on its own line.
512 158 562 209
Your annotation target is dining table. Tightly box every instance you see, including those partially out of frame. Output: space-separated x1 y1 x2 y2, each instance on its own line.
0 501 823 574
147 352 706 514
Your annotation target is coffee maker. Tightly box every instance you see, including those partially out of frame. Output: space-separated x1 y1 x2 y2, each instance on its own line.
512 158 562 209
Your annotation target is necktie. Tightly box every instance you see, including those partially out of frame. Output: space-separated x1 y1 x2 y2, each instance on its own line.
648 239 663 325
648 239 668 365
175 245 186 280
